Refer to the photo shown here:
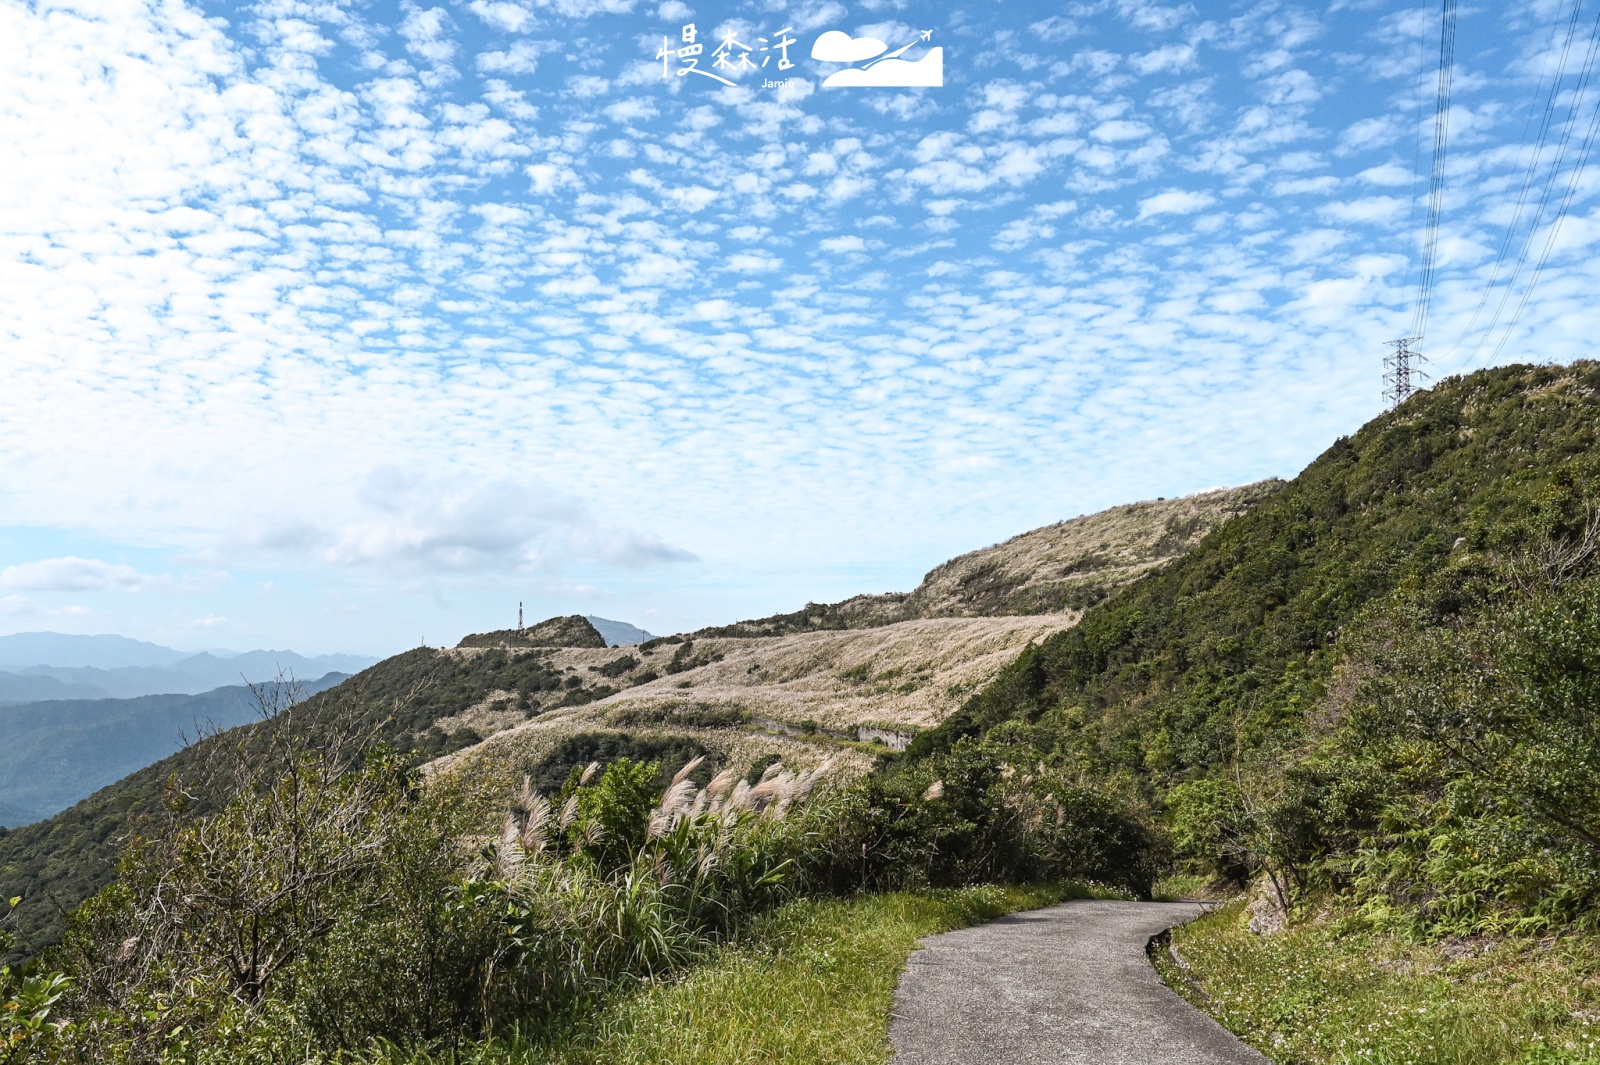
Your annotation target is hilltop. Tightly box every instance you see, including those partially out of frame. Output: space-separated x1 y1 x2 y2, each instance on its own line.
693 484 1276 638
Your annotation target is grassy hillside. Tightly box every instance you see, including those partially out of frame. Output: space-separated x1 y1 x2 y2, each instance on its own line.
431 489 1287 831
923 362 1598 768
0 486 1269 958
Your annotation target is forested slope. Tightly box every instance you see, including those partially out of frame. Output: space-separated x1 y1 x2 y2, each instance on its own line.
918 361 1600 929
0 673 349 827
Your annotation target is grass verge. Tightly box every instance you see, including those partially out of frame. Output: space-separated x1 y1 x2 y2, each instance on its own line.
1153 900 1600 1065
537 883 1079 1065
372 883 1085 1065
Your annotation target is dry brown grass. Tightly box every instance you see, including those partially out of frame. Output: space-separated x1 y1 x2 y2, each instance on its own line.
902 481 1281 617
435 484 1279 785
608 613 1076 731
434 613 1069 785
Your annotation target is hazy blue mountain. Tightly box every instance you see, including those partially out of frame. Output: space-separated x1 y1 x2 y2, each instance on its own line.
0 671 112 703
0 798 45 829
0 632 191 670
585 616 657 646
0 634 380 700
0 673 351 827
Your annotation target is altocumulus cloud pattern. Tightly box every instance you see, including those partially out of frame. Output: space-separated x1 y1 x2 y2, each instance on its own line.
3 0 1599 647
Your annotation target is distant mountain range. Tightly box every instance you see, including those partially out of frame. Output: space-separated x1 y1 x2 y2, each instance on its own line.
584 616 657 646
0 632 379 702
0 673 352 827
0 632 199 670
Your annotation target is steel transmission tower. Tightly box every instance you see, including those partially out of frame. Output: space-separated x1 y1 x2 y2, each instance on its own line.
1384 338 1428 408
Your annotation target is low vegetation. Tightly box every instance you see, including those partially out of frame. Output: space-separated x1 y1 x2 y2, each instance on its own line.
1156 900 1600 1064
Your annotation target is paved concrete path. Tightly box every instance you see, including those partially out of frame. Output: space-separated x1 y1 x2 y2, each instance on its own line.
889 899 1269 1065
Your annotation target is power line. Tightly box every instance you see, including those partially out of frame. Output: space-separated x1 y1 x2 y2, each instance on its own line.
1462 0 1600 367
1488 17 1600 363
1444 0 1589 363
1409 0 1460 345
1387 0 1455 404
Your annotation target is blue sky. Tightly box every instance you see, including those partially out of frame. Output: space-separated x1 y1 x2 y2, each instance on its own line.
2 0 1598 654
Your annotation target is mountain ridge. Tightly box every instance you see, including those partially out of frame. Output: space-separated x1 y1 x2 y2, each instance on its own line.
689 484 1281 639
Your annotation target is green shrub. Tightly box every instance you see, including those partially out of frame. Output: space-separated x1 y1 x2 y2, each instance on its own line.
1 897 71 1064
816 739 1163 897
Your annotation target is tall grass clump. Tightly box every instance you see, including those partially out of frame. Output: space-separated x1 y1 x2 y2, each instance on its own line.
465 755 834 1027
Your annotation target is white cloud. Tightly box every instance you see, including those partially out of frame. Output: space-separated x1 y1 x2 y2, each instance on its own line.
1273 176 1339 196
1092 119 1152 143
468 1 537 32
1029 16 1079 42
400 6 457 66
1138 189 1216 219
606 97 659 123
1357 163 1415 187
0 557 161 592
477 40 541 75
251 469 696 574
1319 196 1405 224
1339 116 1403 154
819 234 867 253
1130 44 1196 76
527 161 581 192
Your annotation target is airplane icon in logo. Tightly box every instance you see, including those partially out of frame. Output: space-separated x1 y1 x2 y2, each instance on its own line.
813 27 943 86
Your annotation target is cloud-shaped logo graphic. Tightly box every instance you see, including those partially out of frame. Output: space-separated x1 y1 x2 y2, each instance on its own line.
811 30 888 64
822 47 943 88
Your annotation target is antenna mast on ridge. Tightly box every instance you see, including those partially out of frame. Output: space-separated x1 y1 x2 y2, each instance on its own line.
1384 337 1428 408
518 602 524 631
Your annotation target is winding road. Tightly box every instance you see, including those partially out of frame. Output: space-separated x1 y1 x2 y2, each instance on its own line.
889 899 1268 1065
